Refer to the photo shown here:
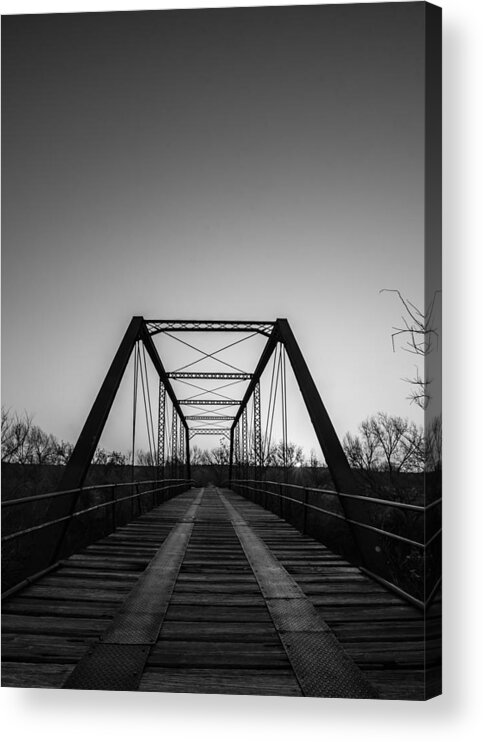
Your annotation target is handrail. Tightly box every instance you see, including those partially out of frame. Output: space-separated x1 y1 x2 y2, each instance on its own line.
229 478 441 611
2 478 194 543
2 476 194 598
230 478 441 513
1 478 188 509
234 483 439 549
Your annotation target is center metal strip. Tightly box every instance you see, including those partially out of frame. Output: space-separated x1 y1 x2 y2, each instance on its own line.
218 490 378 699
63 488 204 690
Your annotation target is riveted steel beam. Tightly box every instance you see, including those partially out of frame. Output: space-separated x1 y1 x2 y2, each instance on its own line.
168 372 252 380
185 416 235 421
189 429 230 439
146 320 274 336
157 381 166 468
178 399 242 406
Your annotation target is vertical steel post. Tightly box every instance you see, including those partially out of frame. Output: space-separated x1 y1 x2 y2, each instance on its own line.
242 407 248 480
185 424 191 482
179 424 185 466
253 381 262 471
157 381 166 473
228 427 234 484
172 410 178 479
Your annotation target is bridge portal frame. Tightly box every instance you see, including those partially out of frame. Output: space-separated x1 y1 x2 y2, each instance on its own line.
50 315 387 572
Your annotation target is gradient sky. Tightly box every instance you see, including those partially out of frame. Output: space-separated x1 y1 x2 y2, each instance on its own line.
2 3 432 459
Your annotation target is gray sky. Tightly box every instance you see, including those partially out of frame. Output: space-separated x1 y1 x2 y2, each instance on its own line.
2 3 429 458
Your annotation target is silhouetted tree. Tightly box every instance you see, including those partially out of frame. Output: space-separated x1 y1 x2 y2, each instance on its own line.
343 412 424 499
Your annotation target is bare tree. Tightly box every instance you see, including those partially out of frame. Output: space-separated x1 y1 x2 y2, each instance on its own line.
381 289 441 409
1 407 34 462
266 440 305 469
135 449 156 466
204 440 230 465
1 408 59 464
425 414 442 473
343 413 424 499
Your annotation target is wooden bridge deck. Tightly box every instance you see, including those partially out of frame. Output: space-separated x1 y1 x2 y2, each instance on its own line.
1 486 438 699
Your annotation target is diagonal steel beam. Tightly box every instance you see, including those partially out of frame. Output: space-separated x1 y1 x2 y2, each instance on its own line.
55 316 145 492
140 324 188 430
276 319 356 495
231 326 280 430
275 318 388 571
45 316 145 567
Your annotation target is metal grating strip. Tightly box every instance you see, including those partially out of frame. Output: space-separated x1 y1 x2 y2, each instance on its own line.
218 491 377 699
63 489 204 690
64 644 150 691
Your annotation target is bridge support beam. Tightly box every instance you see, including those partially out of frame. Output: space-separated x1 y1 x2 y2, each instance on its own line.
276 318 388 571
157 381 166 471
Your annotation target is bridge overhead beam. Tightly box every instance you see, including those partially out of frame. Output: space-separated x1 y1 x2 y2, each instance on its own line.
146 320 274 336
185 416 235 421
168 372 252 381
179 399 242 406
189 429 230 439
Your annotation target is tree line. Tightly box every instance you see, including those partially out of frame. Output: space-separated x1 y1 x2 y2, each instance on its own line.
2 405 440 476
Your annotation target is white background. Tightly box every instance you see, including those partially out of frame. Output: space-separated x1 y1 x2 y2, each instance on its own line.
1 0 482 739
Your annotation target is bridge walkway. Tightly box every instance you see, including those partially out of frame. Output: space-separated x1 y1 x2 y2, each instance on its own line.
1 486 435 699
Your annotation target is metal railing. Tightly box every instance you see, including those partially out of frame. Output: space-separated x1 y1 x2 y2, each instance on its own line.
229 478 441 610
2 477 194 595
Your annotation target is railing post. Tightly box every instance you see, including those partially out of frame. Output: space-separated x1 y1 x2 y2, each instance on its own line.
279 482 284 519
135 482 140 518
302 488 308 534
111 484 117 532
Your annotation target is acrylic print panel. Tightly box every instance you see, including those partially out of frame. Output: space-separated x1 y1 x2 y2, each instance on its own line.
1 2 441 699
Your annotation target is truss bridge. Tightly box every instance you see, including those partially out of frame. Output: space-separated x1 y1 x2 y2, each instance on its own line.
1 317 441 698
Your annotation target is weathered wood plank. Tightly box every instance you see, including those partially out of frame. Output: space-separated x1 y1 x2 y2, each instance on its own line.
2 633 92 663
1 662 75 689
139 668 301 696
1 614 109 637
147 640 290 669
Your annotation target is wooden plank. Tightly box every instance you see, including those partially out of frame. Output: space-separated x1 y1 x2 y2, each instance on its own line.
165 605 272 623
1 614 109 637
2 598 119 618
139 668 301 696
147 640 291 669
159 621 279 641
1 662 75 689
2 633 91 663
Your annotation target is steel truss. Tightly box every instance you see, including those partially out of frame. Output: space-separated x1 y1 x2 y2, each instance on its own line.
53 315 382 572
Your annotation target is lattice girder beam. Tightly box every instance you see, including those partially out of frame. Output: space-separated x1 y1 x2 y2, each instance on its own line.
178 399 242 406
185 416 235 421
146 320 274 336
168 372 252 380
157 381 166 468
